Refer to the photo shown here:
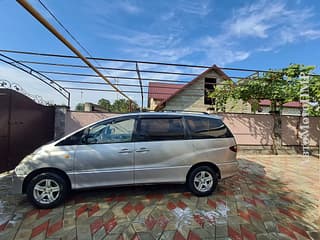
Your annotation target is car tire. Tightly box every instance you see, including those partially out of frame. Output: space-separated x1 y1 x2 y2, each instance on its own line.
26 172 68 209
187 166 218 197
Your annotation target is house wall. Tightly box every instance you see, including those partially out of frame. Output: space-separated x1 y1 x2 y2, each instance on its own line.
149 98 161 111
162 70 250 113
163 70 220 112
259 106 301 115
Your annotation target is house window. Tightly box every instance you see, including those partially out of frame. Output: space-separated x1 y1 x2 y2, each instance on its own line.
204 78 216 105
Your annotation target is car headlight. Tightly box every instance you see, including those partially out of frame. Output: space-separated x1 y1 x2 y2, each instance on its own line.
14 154 34 176
15 164 28 177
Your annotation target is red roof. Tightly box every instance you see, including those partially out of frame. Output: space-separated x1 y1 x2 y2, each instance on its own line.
259 100 302 108
148 82 184 101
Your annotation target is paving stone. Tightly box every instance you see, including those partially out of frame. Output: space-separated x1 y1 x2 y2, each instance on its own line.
105 233 121 240
136 232 155 240
158 230 176 239
92 226 106 240
120 224 135 240
215 225 228 238
14 229 32 240
0 155 319 240
192 228 213 239
76 223 91 240
264 221 278 233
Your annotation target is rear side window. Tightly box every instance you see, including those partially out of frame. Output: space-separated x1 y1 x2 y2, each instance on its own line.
185 116 233 139
135 118 184 141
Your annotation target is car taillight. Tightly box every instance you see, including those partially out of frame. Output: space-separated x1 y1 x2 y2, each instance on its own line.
229 145 237 152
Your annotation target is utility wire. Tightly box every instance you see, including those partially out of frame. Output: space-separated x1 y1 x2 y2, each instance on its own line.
37 0 124 92
38 0 93 60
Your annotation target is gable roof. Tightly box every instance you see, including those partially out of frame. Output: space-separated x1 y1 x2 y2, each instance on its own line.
154 65 230 111
148 82 184 101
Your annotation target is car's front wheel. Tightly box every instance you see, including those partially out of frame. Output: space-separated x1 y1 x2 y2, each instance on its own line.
26 172 68 208
187 166 218 196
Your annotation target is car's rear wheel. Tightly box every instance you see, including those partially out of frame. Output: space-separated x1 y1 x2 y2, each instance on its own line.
187 166 218 196
26 172 68 208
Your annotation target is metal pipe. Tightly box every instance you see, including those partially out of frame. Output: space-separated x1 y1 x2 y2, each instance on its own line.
136 63 143 111
0 53 70 102
16 0 133 101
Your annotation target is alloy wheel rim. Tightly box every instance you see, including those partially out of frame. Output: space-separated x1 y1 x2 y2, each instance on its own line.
33 179 60 204
193 171 213 192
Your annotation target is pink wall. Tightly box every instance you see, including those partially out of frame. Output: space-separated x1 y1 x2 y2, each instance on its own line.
219 113 274 145
65 111 118 134
281 116 319 146
219 113 319 146
65 111 319 146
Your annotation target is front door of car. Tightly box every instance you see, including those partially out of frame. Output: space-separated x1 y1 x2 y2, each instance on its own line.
74 117 135 189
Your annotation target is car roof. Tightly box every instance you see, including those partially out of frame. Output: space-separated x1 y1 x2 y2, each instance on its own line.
118 112 221 119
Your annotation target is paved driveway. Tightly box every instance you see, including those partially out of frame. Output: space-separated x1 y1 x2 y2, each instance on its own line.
0 155 319 240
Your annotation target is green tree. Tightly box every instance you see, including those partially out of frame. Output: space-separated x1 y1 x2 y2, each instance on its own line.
208 79 235 112
111 99 139 113
211 64 315 114
209 64 317 154
98 98 111 112
75 103 84 111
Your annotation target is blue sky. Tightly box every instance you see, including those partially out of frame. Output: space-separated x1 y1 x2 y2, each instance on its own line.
0 0 320 108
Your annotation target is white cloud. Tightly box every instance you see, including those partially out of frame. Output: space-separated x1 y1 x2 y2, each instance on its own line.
94 0 320 67
118 1 141 14
85 0 141 16
199 36 251 65
197 0 320 65
104 32 178 48
300 29 320 40
178 0 211 17
100 28 191 62
226 0 319 44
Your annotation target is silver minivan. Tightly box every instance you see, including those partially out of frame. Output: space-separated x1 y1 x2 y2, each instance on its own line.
12 112 238 208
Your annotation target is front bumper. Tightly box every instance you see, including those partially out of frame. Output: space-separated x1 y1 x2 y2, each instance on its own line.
11 173 25 194
218 161 239 179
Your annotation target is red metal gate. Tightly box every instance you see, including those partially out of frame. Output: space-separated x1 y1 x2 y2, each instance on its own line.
0 89 55 172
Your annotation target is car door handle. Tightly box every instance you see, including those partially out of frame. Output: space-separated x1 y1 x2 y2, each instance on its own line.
118 148 132 154
135 147 150 153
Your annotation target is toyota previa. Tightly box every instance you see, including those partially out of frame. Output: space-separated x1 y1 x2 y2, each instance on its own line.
13 112 238 208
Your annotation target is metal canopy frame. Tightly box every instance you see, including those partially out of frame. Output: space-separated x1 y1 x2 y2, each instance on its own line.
0 49 318 110
0 53 70 107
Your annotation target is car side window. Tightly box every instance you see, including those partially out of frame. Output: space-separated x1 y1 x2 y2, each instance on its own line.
86 118 135 144
56 129 85 146
185 116 233 139
135 118 184 141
